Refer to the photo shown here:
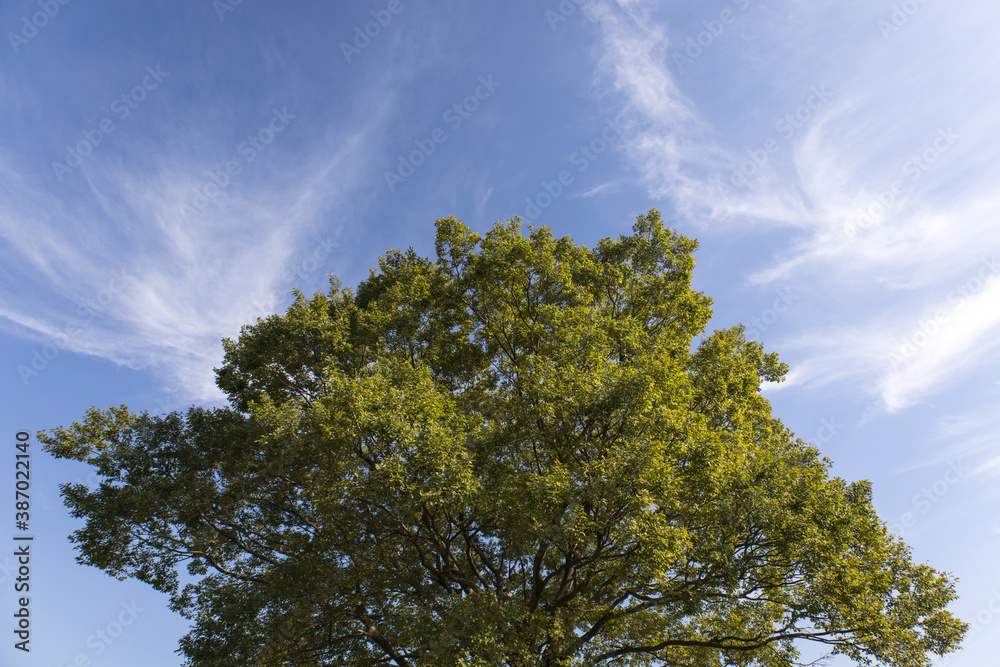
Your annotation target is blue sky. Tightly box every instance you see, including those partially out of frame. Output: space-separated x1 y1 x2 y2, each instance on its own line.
1 0 998 665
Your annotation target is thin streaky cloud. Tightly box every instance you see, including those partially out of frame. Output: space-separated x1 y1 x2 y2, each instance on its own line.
0 99 397 402
576 181 616 198
586 0 1000 417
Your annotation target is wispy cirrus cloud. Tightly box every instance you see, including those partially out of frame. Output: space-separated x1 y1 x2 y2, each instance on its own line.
0 1 462 404
0 89 396 402
587 0 1000 413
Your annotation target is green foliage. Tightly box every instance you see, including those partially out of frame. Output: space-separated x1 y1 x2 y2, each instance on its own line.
40 210 966 666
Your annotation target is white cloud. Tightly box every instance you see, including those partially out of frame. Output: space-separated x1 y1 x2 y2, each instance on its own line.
765 269 1000 412
588 0 1000 415
0 102 392 403
575 181 612 198
879 274 1000 411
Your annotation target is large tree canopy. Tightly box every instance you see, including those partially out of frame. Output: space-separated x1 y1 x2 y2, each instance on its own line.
41 210 966 666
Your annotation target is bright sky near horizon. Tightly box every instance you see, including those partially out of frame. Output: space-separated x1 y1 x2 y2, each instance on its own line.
1 1 998 665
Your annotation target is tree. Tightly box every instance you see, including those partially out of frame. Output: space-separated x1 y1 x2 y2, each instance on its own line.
41 210 966 667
